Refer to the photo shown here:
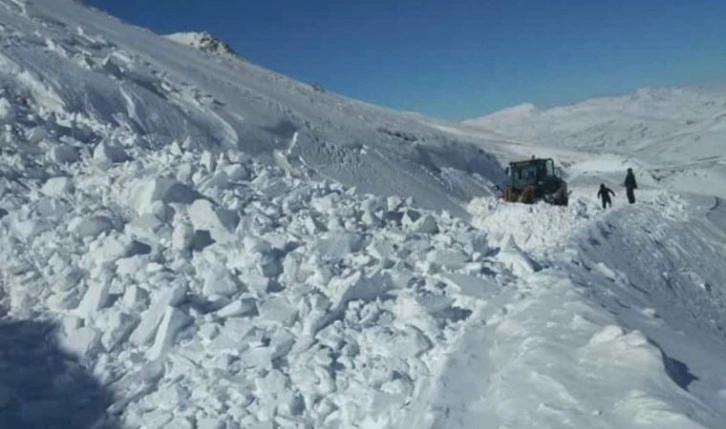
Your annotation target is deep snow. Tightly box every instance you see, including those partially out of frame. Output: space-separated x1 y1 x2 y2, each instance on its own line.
1 1 726 428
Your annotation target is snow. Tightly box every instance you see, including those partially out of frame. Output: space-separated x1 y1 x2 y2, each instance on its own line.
0 0 725 428
166 31 239 58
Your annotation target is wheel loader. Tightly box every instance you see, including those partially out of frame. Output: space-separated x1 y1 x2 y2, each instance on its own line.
501 157 569 206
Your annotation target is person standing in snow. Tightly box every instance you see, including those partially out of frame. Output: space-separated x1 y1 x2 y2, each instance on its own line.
597 183 615 209
624 168 637 204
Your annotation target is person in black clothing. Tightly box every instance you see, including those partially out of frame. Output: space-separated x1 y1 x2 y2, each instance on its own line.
597 183 615 209
624 168 637 204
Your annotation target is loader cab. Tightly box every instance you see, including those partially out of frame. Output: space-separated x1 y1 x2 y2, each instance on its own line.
503 157 568 206
507 158 556 189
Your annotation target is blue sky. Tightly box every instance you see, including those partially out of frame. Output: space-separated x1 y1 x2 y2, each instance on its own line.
85 0 726 119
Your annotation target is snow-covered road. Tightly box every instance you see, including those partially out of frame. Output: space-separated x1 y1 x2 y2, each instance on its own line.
406 192 726 429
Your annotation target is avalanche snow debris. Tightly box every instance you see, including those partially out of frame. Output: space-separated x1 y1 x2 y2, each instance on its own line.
1 2 724 427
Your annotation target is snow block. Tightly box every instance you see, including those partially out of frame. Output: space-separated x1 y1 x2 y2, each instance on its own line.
315 233 365 259
203 265 240 297
439 273 498 299
258 297 299 327
131 178 201 214
216 298 257 318
76 277 111 318
97 310 139 351
93 142 131 164
92 234 130 266
172 222 194 252
426 249 469 270
60 326 100 358
411 215 439 234
50 144 81 163
498 235 540 275
326 270 391 312
401 209 422 228
130 284 188 345
71 215 115 238
147 307 192 360
122 285 150 310
189 199 239 243
47 289 80 311
258 252 283 278
0 97 11 121
41 176 74 197
225 163 250 181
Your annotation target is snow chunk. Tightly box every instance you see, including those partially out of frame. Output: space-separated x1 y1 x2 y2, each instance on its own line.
203 264 240 297
131 283 188 345
96 309 138 351
60 326 100 358
123 285 150 310
171 221 194 252
189 199 239 243
148 307 192 360
426 249 469 270
41 176 74 196
131 178 201 214
50 144 81 163
70 215 115 238
76 277 111 318
497 235 540 275
216 298 257 318
93 141 131 164
0 97 11 121
225 163 250 181
411 214 439 234
325 270 391 312
439 273 498 299
91 234 131 266
258 296 299 327
315 233 365 259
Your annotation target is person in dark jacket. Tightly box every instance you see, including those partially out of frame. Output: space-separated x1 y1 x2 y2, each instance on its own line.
624 168 637 204
597 183 615 209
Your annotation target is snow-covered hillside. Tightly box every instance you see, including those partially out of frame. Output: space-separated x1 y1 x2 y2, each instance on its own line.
2 0 726 428
2 0 503 218
463 87 726 198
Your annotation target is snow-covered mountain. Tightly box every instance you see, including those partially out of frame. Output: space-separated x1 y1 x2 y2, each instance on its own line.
166 31 240 58
463 87 726 197
1 0 726 428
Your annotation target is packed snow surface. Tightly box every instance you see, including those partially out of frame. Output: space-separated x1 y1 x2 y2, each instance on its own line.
1 0 726 428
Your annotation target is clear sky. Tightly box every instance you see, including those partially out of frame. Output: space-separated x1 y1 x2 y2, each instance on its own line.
84 0 726 119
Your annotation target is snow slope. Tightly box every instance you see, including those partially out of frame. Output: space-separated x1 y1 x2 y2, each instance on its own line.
1 0 726 428
1 0 503 218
